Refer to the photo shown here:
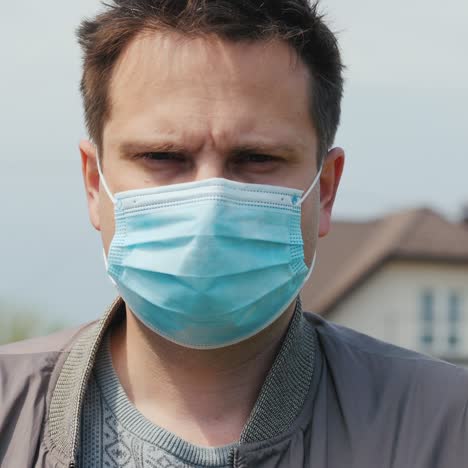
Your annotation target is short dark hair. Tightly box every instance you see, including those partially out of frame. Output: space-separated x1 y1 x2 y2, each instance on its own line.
77 0 344 161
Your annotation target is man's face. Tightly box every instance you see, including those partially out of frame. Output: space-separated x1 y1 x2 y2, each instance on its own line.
81 31 343 267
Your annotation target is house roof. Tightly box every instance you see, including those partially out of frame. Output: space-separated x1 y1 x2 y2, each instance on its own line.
301 208 468 315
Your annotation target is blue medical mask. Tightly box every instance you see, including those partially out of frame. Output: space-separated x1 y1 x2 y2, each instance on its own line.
97 157 321 349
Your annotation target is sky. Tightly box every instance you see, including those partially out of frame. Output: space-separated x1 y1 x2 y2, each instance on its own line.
1 0 467 325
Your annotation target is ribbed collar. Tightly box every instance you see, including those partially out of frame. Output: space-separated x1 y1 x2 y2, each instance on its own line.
46 297 317 466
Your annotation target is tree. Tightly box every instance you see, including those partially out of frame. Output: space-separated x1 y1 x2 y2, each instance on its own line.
0 300 64 345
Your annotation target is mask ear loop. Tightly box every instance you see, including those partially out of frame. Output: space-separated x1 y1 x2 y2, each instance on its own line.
298 165 323 206
304 250 318 282
95 150 119 286
96 151 117 205
297 165 322 283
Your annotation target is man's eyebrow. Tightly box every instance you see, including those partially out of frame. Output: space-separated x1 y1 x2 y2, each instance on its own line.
117 140 303 158
118 141 187 156
230 143 301 157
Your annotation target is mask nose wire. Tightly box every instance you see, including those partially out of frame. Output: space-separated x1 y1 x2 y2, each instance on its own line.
297 165 323 206
96 151 117 204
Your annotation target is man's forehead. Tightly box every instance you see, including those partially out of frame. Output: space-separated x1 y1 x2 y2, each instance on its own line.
109 30 310 103
103 30 316 155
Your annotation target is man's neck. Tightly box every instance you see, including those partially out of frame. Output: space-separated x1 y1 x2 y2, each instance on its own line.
110 302 296 447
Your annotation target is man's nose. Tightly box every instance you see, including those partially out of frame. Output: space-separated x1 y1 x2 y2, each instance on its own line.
193 155 227 181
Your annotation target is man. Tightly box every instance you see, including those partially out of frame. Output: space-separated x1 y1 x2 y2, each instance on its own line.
1 1 467 467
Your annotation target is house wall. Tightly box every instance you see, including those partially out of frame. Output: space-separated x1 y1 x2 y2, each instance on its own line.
327 261 468 360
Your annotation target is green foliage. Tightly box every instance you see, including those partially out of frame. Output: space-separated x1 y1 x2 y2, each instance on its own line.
0 301 64 345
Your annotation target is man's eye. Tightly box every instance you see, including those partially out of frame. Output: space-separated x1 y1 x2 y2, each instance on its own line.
138 152 185 162
237 154 278 163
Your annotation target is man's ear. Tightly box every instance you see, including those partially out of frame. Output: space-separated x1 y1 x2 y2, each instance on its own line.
318 147 345 238
80 139 101 231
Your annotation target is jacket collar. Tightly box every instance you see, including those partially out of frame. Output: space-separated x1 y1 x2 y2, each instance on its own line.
45 297 318 465
45 297 124 465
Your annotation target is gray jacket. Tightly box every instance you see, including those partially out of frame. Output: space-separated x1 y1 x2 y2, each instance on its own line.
1 297 468 467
